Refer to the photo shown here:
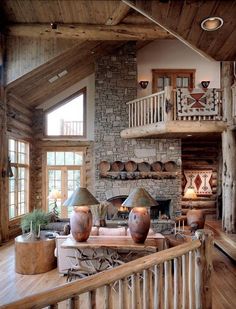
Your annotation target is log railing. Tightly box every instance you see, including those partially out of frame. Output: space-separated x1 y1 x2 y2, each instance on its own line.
1 230 213 309
127 87 223 128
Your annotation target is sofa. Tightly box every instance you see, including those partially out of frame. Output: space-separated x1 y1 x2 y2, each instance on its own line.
55 226 165 274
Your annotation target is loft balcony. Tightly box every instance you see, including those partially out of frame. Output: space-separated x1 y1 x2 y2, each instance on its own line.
120 87 227 139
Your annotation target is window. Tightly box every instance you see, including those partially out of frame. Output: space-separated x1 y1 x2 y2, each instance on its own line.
45 150 85 218
8 138 29 219
46 88 86 137
152 69 195 93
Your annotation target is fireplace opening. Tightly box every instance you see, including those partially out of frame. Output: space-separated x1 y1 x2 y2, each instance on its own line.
107 195 171 221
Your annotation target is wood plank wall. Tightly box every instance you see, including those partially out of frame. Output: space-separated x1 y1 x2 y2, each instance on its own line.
5 36 78 84
181 138 221 219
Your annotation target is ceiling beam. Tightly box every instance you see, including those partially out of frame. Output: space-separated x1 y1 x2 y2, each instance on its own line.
122 0 214 61
105 2 130 25
6 23 172 40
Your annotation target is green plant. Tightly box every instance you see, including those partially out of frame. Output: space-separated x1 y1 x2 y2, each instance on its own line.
21 209 50 234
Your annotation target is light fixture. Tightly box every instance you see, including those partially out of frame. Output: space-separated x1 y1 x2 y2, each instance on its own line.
48 189 62 219
139 81 149 89
63 187 99 242
201 81 210 89
122 188 158 243
201 17 223 31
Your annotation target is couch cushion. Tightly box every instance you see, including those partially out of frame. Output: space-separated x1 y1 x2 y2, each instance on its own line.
90 226 99 236
98 227 126 236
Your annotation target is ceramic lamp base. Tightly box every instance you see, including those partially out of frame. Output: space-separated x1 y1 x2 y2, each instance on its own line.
70 206 92 242
128 207 150 243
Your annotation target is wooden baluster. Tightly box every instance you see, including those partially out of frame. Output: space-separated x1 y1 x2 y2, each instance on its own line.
153 264 159 309
128 104 131 128
134 102 137 127
135 273 142 309
131 103 133 128
178 257 182 309
195 229 214 309
149 268 154 309
141 100 143 126
131 274 136 309
169 260 173 309
151 96 154 123
69 295 80 309
188 251 194 309
174 258 178 309
119 279 124 309
88 290 96 309
144 99 146 125
157 95 160 122
143 269 149 309
137 101 140 126
104 285 112 309
164 261 169 309
147 98 150 124
123 277 129 309
154 95 157 122
182 254 187 309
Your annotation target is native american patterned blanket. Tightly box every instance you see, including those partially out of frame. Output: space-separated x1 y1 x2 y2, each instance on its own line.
184 170 212 195
177 88 220 116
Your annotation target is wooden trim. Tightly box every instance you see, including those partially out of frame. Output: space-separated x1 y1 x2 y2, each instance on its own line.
44 87 87 139
105 2 130 25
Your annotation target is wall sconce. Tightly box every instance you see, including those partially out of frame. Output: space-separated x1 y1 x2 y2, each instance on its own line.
2 157 14 178
201 81 210 89
139 81 149 89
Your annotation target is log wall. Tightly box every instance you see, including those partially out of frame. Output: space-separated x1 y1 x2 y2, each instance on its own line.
181 139 221 218
5 36 78 84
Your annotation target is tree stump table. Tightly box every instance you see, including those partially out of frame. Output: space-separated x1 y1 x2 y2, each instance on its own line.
15 232 56 274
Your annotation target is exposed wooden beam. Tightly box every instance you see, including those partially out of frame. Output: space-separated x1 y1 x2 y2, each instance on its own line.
105 2 130 25
6 23 172 41
122 0 214 61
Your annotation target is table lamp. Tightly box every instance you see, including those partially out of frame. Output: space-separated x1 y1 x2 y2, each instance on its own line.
48 189 62 219
63 187 99 242
122 188 158 243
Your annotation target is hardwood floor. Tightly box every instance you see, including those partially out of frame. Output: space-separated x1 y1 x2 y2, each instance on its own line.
0 239 235 308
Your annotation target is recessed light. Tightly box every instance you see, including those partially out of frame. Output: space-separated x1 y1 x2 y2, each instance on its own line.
58 70 68 78
201 17 223 31
187 134 192 137
48 75 59 83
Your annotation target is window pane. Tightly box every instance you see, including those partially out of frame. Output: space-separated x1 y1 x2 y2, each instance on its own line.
157 77 164 89
75 153 83 165
183 77 189 87
47 152 55 165
176 77 182 88
164 77 170 87
55 152 64 165
65 152 74 165
46 92 85 136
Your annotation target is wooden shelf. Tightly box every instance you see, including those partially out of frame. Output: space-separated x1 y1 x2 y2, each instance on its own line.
100 171 180 180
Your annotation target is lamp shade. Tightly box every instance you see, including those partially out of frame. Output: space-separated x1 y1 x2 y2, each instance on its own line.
63 187 99 207
122 188 158 208
184 188 197 199
48 189 62 200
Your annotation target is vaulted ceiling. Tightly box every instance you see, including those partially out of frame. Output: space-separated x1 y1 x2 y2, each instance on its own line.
1 0 236 108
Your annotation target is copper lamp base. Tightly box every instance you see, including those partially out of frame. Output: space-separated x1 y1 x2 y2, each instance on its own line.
128 207 150 243
70 206 92 242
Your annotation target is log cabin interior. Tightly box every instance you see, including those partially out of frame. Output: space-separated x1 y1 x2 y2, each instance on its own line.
0 0 236 308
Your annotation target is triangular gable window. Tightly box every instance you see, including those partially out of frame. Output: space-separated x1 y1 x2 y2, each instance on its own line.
46 88 86 137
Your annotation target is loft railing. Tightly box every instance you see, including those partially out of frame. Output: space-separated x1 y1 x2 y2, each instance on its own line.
2 230 213 309
127 87 223 128
60 120 84 135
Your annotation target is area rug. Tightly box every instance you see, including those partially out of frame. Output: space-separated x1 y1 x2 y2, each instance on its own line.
184 170 212 195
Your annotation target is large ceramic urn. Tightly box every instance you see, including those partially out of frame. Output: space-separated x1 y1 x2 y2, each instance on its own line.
122 188 158 244
63 187 99 242
187 209 205 229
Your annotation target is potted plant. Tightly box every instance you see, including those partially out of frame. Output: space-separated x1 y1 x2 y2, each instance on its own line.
91 201 110 227
21 209 50 239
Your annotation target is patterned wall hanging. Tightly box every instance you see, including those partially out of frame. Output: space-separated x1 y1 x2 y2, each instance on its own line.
177 88 220 117
184 170 212 195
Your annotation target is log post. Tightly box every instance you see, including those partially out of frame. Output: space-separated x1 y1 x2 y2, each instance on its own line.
0 33 9 243
195 229 213 309
164 86 174 122
221 61 236 233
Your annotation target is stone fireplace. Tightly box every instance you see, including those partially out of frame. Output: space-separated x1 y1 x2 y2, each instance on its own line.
94 43 182 220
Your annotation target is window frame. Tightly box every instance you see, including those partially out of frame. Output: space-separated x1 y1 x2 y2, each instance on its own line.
152 69 196 93
8 138 30 221
45 87 87 138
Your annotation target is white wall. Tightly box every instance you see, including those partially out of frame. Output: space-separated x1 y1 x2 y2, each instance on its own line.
137 39 221 97
37 74 95 140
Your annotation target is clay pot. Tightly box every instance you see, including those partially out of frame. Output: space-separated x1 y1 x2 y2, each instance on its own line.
70 206 92 242
187 209 205 229
128 207 150 243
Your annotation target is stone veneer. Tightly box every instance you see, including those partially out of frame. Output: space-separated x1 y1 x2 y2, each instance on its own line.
94 43 182 217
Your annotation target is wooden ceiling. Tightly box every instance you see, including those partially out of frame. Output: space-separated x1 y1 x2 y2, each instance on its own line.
124 0 236 61
1 0 236 108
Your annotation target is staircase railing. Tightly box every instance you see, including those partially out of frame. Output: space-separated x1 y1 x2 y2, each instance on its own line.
127 87 223 128
1 230 213 309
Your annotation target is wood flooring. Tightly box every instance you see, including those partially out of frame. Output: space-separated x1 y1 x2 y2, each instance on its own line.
0 239 235 308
